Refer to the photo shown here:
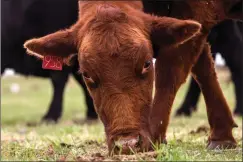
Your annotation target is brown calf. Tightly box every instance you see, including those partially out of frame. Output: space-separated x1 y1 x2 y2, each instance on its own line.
24 0 240 154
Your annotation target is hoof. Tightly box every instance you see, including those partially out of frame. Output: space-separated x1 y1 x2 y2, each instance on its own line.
42 115 60 123
207 140 237 150
41 116 59 125
41 119 57 125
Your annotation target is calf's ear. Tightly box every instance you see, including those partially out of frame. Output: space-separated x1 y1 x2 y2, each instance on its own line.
24 29 77 63
150 16 202 47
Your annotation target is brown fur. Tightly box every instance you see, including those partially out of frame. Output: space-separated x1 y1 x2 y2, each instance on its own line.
24 0 241 154
149 0 241 147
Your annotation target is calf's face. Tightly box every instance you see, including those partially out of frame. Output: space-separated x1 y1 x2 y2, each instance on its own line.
24 4 201 154
78 17 155 154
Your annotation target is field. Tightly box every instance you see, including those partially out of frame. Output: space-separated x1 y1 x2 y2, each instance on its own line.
1 67 242 161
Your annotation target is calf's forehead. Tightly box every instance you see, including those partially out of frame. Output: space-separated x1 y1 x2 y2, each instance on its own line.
79 38 152 70
79 46 151 75
79 29 152 61
79 18 150 51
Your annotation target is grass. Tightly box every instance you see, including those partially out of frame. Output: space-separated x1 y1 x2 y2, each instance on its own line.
1 68 242 161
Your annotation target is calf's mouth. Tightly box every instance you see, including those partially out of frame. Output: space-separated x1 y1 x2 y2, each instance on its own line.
109 129 152 155
111 133 141 155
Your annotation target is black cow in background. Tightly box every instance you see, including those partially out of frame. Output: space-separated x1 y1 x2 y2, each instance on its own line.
175 19 243 117
2 0 98 122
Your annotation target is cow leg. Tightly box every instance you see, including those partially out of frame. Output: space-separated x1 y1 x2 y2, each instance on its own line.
72 71 98 121
42 71 69 122
150 34 237 149
175 77 201 116
232 71 243 116
150 42 197 144
191 43 237 149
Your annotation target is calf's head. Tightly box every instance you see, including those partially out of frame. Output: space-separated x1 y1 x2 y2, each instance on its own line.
24 3 201 154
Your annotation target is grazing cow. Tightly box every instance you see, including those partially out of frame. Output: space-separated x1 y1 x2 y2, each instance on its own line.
24 0 241 154
2 0 97 122
176 19 243 117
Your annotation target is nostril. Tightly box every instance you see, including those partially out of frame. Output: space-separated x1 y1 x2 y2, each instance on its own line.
130 137 140 147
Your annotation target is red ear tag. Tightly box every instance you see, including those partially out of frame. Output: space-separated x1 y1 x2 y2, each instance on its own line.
42 55 63 71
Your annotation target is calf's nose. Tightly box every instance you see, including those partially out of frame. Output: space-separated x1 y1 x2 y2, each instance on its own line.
114 136 140 154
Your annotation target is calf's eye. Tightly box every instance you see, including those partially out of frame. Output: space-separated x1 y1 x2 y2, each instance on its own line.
83 72 90 79
82 72 90 79
144 61 151 69
82 71 98 89
141 60 152 76
82 71 94 83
